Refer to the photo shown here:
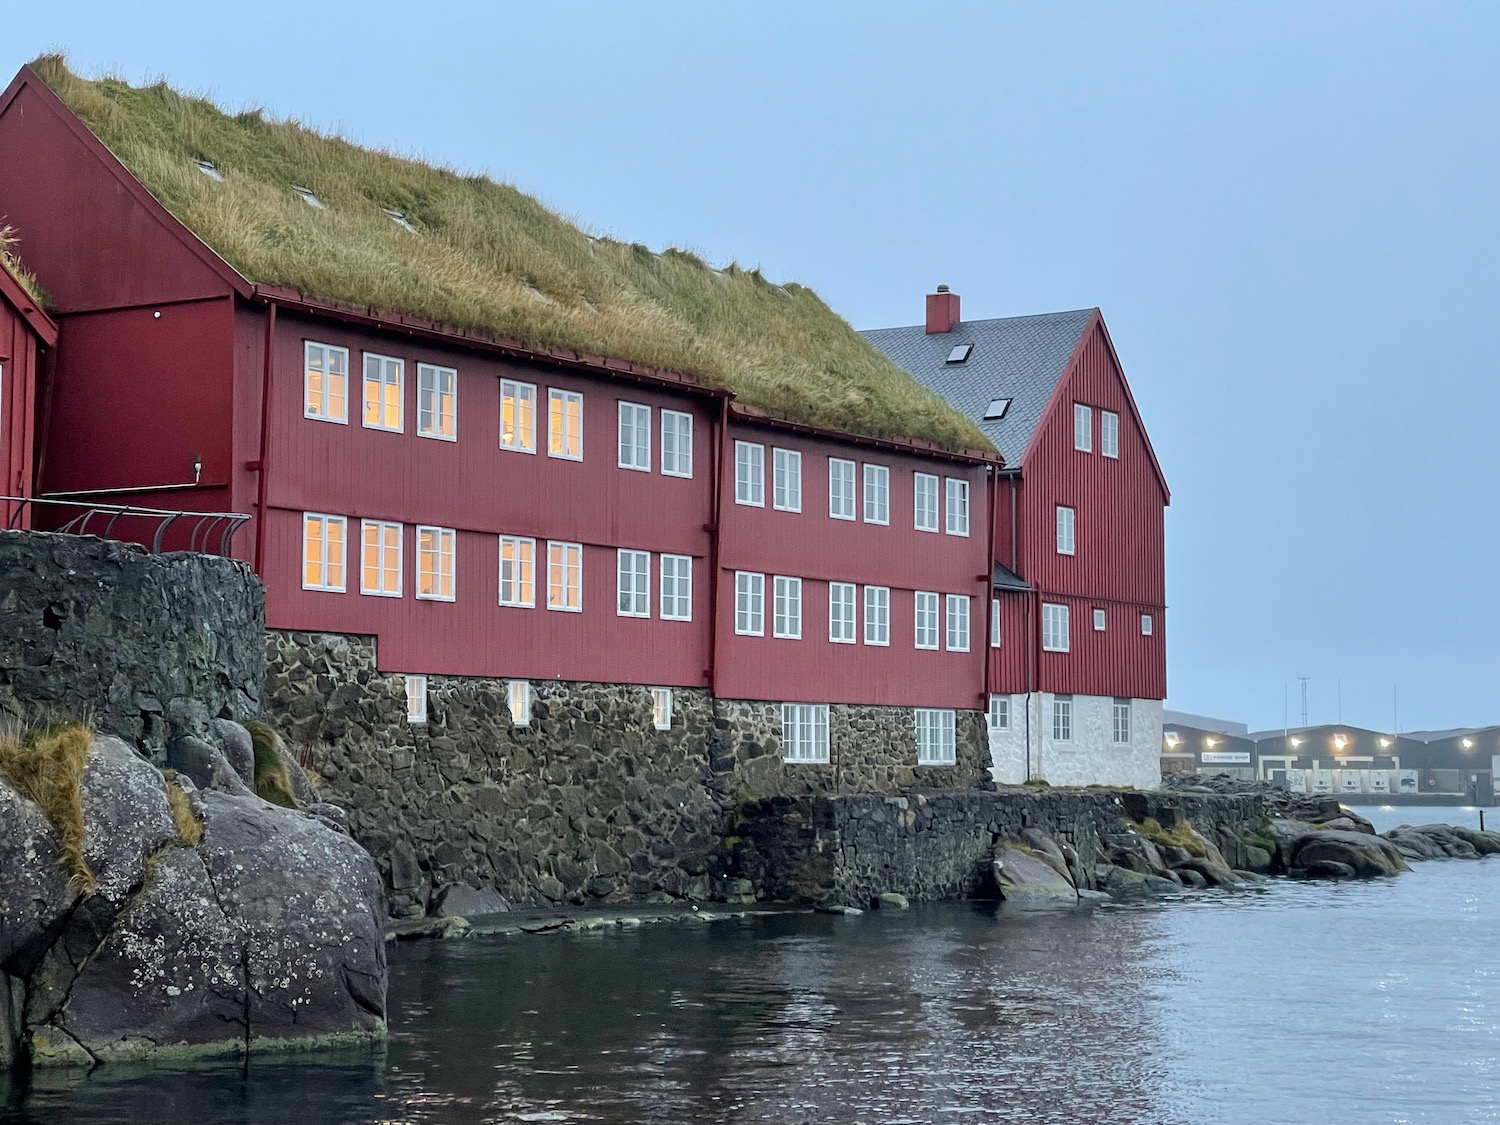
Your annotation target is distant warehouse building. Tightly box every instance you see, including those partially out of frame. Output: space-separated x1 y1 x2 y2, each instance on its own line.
1160 722 1256 779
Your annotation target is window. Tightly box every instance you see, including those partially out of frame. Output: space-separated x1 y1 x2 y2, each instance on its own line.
362 354 403 432
302 513 347 591
772 448 802 512
829 582 856 643
383 208 417 232
773 576 802 639
988 695 1010 733
916 709 957 765
1042 603 1070 652
735 572 764 635
945 478 969 536
292 185 323 208
945 595 970 652
863 464 889 524
946 343 973 364
984 398 1011 420
417 364 457 440
1090 608 1105 632
617 549 650 617
1141 613 1154 636
1057 506 1076 555
782 703 830 764
828 458 856 520
1052 695 1073 742
416 526 456 601
304 342 348 423
661 410 693 477
548 388 583 460
618 402 651 471
547 542 583 611
915 591 940 650
498 536 536 607
991 598 1001 648
735 441 765 506
652 687 673 731
405 675 428 724
660 554 693 621
361 520 402 597
1074 404 1092 452
864 585 890 646
1113 698 1132 744
914 472 939 532
1101 410 1120 459
500 379 537 453
508 681 532 726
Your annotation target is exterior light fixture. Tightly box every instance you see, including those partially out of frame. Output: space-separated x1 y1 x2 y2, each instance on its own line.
1290 737 1303 748
1463 738 1475 749
1333 735 1348 751
1204 737 1219 748
1379 737 1392 749
1164 732 1180 748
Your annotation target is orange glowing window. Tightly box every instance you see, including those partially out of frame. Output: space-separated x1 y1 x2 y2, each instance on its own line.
361 520 403 597
547 541 582 612
302 513 346 591
498 536 536 607
416 526 455 601
362 354 403 432
548 388 583 460
500 379 536 452
305 342 348 422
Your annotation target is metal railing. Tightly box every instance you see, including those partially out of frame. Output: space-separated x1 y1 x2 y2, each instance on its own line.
2 496 251 556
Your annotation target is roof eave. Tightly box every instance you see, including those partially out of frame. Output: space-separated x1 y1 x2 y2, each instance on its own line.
726 401 1003 466
0 260 59 346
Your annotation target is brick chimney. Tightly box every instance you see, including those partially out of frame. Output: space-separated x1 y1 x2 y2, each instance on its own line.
925 285 960 333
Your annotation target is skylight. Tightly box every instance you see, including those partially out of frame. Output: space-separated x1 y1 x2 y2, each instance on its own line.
984 398 1011 420
193 159 223 182
946 343 973 364
383 208 417 233
292 186 323 209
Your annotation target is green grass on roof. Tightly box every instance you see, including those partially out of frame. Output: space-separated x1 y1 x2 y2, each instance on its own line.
0 224 48 306
31 56 991 453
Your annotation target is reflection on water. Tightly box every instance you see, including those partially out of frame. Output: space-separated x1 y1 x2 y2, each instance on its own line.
6 859 1500 1125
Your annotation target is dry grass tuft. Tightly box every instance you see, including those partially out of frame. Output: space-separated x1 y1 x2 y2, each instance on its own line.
0 224 49 306
161 770 203 847
28 55 990 452
0 721 97 891
243 718 297 809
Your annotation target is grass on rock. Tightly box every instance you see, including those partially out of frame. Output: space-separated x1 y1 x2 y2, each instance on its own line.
1133 816 1208 859
244 719 297 808
0 721 97 891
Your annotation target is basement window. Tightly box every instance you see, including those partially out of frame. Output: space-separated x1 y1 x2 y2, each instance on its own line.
508 680 532 726
946 344 973 364
984 398 1011 420
652 687 673 731
405 675 428 724
193 159 223 181
292 186 324 209
384 208 417 233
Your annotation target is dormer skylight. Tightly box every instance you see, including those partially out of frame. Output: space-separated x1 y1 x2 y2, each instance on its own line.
946 343 973 364
193 159 223 182
984 398 1011 420
383 208 417 233
292 186 323 209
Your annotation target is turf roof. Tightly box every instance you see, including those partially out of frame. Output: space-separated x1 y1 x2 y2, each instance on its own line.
30 56 992 453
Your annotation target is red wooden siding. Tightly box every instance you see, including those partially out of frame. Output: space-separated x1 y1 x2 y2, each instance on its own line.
0 300 40 526
1032 593 1165 700
987 592 1030 695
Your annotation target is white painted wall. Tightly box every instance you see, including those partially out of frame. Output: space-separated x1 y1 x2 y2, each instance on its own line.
987 693 1162 789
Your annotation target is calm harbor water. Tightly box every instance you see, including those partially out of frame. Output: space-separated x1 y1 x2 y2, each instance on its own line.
5 806 1499 1125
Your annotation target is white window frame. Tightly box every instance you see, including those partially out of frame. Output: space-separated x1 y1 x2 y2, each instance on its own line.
782 703 830 764
773 575 803 640
547 541 583 612
548 388 583 461
1074 403 1093 452
500 379 538 454
945 478 970 536
945 594 970 652
916 708 957 765
735 441 765 506
415 525 456 602
508 680 532 727
498 535 536 608
1052 695 1074 742
1043 603 1070 653
1093 607 1106 632
828 582 856 644
618 401 651 471
616 549 650 618
735 571 765 636
914 472 939 533
1057 505 1076 556
651 687 674 731
772 447 802 512
405 675 428 724
990 598 1001 648
1112 697 1132 745
360 519 403 598
863 585 890 646
417 363 458 441
661 409 694 477
361 353 404 433
828 458 856 521
1101 410 1120 459
987 695 1010 733
660 554 693 621
1142 613 1155 636
302 513 347 592
863 464 890 525
914 591 940 650
304 341 349 424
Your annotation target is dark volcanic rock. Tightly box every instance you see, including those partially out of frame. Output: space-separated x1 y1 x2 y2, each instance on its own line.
1293 830 1408 879
167 735 254 797
1304 860 1357 880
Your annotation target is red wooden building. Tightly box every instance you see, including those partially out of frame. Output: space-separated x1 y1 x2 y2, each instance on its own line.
0 252 56 530
865 288 1170 786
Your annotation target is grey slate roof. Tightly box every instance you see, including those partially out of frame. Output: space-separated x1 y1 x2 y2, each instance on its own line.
861 308 1096 464
991 562 1032 593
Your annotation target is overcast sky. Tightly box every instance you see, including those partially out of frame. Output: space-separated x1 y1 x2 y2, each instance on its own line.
6 3 1497 733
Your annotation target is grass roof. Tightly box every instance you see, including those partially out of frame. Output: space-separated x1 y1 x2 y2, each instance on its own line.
0 224 47 305
30 56 991 453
